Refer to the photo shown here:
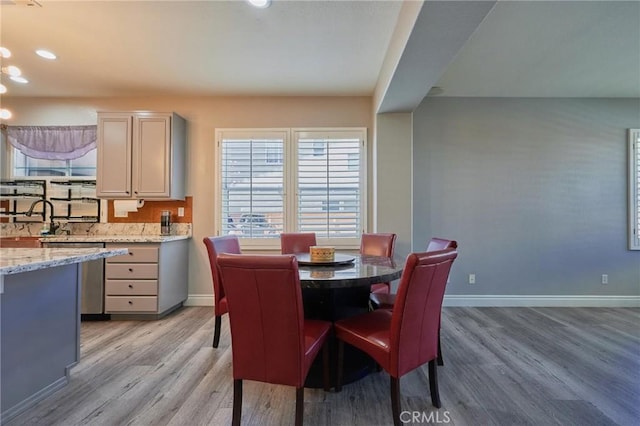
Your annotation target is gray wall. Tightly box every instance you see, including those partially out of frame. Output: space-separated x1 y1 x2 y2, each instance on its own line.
413 98 640 296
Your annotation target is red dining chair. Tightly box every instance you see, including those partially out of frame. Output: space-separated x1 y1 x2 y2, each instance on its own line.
203 235 241 348
216 253 332 426
370 237 458 366
281 232 317 254
426 237 458 252
361 233 397 295
335 249 458 425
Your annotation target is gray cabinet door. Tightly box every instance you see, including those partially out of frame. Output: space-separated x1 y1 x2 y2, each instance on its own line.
134 114 171 198
97 114 133 198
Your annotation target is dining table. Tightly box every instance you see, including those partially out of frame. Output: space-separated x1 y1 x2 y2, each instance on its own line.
294 252 404 388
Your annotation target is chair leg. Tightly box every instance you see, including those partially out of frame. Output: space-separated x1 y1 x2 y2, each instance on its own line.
336 339 344 392
428 360 441 408
390 376 401 426
437 328 444 366
295 387 304 426
212 315 222 348
322 341 331 392
232 379 242 426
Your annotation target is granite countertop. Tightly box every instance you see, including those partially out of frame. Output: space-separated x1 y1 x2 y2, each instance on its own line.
0 247 128 275
40 234 191 243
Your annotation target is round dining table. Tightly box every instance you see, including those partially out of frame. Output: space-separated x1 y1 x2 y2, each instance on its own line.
297 253 403 289
294 253 404 388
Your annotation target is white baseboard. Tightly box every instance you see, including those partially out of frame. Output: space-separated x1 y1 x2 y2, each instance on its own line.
185 294 214 307
443 295 640 307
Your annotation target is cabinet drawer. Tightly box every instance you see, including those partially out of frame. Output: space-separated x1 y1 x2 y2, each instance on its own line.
105 263 158 279
105 296 158 312
105 279 158 296
107 246 159 263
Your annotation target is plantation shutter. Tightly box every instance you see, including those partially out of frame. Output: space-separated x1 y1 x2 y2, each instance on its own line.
295 131 364 238
630 129 640 250
219 131 285 239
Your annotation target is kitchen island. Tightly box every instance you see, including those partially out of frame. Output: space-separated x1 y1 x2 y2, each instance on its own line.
0 247 127 423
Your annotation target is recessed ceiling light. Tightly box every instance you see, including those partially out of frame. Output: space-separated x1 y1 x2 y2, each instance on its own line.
0 84 6 94
1 65 21 77
0 109 12 120
36 49 57 60
0 47 11 58
10 76 29 84
247 0 271 8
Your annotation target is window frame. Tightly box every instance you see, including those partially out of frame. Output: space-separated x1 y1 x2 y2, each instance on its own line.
629 129 640 250
215 127 367 250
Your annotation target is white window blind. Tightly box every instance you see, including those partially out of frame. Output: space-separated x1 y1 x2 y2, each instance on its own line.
219 131 286 239
295 131 364 239
217 128 366 247
629 129 640 250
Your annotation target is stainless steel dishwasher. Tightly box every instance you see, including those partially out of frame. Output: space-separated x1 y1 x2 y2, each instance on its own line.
43 242 106 317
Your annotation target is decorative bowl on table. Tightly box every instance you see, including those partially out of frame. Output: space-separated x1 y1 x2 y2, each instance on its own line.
309 246 335 262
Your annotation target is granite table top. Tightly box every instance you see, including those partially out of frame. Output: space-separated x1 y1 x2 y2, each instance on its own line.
297 254 404 289
0 247 128 275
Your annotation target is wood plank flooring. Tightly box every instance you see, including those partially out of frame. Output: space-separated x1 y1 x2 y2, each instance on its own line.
7 307 639 426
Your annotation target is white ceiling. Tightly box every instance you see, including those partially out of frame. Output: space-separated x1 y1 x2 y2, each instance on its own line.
434 0 640 98
0 0 402 97
1 0 638 109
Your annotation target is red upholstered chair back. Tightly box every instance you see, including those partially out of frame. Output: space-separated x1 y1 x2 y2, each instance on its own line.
280 232 317 254
360 233 397 257
426 237 458 252
217 253 307 388
390 249 457 377
203 235 241 313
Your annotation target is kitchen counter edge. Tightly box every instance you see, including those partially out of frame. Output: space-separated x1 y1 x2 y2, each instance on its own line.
40 235 191 243
0 248 129 276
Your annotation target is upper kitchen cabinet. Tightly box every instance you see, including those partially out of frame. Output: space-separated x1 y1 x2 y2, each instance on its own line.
96 112 186 200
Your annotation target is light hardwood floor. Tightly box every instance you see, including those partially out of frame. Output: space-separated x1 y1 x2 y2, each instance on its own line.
7 307 639 426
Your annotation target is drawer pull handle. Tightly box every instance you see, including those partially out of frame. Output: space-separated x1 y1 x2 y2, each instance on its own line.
128 301 133 305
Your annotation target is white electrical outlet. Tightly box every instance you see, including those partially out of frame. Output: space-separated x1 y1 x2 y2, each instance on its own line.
601 274 608 285
178 207 185 217
469 274 476 284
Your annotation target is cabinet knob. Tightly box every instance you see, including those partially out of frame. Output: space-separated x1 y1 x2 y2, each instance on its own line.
128 268 133 272
128 284 133 288
134 191 138 194
128 301 133 305
129 252 134 256
126 191 130 194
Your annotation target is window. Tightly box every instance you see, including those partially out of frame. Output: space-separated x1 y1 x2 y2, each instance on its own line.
217 128 366 247
12 148 97 177
4 125 98 177
295 130 364 239
218 130 287 240
629 129 640 250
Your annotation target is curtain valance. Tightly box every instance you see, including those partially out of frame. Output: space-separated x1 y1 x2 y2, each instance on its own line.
3 125 97 160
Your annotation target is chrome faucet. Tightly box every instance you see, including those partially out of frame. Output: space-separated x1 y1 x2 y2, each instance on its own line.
25 199 59 235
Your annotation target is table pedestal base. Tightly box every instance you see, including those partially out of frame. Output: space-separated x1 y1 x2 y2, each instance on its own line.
302 286 375 389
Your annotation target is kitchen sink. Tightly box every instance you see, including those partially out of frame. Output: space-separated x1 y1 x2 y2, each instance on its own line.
0 236 43 248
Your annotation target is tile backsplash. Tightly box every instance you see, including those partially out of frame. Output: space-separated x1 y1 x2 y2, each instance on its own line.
107 197 192 223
